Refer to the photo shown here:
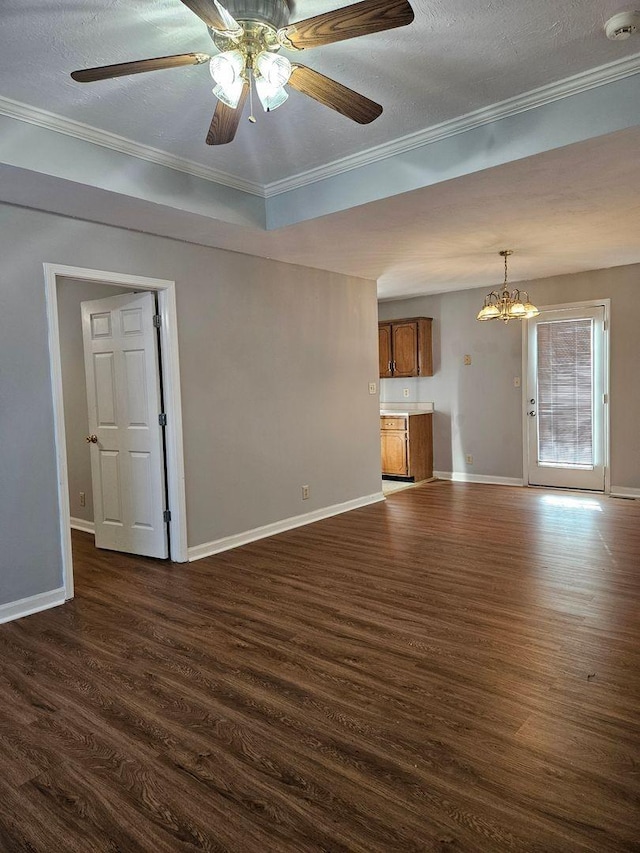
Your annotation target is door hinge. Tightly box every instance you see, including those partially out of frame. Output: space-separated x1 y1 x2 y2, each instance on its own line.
153 314 162 328
163 509 172 523
158 413 167 426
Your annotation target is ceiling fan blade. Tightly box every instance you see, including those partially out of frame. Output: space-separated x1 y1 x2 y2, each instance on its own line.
71 53 209 83
278 0 414 50
179 0 241 34
288 65 382 124
206 81 249 144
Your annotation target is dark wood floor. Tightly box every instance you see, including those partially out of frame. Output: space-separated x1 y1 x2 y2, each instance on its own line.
1 482 639 852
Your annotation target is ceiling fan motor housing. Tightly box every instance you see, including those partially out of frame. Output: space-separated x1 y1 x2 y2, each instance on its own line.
217 0 290 31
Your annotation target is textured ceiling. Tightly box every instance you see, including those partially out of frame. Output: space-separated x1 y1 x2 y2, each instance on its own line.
144 127 640 298
0 0 637 184
1 0 639 298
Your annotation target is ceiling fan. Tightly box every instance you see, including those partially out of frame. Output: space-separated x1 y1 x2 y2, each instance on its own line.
70 0 415 145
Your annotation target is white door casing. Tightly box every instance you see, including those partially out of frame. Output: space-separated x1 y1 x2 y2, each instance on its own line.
525 303 608 492
45 263 187 601
82 291 168 558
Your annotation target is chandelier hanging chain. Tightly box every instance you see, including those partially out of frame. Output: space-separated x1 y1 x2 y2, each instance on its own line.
499 249 513 293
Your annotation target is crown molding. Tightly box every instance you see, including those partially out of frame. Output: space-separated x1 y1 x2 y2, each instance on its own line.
264 51 640 197
1 51 639 202
0 94 265 197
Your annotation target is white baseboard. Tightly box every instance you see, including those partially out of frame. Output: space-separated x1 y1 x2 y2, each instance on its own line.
434 471 524 487
188 492 385 562
610 486 640 499
0 587 66 625
70 517 95 534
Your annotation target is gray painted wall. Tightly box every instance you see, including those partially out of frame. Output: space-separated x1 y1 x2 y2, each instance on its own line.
267 75 640 228
57 278 130 524
0 202 381 607
0 118 266 229
379 263 640 489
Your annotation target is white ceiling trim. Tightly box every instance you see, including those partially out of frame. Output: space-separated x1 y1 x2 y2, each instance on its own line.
264 52 640 197
1 51 638 201
0 93 265 198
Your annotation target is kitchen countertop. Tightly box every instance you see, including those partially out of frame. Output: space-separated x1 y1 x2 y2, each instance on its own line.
380 402 434 415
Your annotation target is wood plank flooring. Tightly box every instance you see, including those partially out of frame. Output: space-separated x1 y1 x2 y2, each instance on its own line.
1 481 639 852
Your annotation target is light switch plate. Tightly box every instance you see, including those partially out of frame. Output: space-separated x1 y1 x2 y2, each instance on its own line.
369 382 377 395
463 354 472 366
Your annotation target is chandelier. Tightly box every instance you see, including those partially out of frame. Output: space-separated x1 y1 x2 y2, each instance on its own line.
476 250 539 323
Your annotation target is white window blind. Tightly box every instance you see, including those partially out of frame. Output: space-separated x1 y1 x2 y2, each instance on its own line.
536 318 593 467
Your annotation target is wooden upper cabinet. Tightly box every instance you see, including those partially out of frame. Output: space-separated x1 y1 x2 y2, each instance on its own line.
378 317 433 378
378 324 393 378
392 322 419 377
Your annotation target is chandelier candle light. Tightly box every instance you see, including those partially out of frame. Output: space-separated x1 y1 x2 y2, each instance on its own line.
476 250 539 323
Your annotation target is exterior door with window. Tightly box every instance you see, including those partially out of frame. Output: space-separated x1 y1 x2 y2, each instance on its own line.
526 305 607 491
81 291 169 558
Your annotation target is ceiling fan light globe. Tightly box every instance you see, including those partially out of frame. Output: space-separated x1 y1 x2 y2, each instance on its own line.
213 78 244 108
255 76 289 111
255 51 292 87
209 50 245 86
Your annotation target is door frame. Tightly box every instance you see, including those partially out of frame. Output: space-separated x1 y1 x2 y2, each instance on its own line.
44 263 189 601
521 298 611 493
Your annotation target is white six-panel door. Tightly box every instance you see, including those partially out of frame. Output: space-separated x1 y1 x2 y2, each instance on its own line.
81 291 168 558
526 305 606 492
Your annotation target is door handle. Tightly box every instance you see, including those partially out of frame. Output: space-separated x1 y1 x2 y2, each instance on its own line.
528 411 536 417
86 434 98 443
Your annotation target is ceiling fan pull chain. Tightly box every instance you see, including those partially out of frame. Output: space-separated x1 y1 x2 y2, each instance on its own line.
248 73 257 124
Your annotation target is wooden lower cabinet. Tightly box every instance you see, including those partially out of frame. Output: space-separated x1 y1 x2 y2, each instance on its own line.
380 430 408 476
381 413 433 481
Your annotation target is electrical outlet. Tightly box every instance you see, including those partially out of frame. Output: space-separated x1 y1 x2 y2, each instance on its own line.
302 485 310 500
369 382 377 395
463 354 472 366
514 377 521 388
403 388 410 398
79 492 86 507
465 454 473 465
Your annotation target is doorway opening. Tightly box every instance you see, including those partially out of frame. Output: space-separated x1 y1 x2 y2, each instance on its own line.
522 300 610 492
44 264 188 602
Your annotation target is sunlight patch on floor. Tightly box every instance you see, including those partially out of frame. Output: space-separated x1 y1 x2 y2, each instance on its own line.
540 494 603 512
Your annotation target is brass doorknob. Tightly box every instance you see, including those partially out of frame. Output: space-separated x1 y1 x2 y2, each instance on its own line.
85 434 98 443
